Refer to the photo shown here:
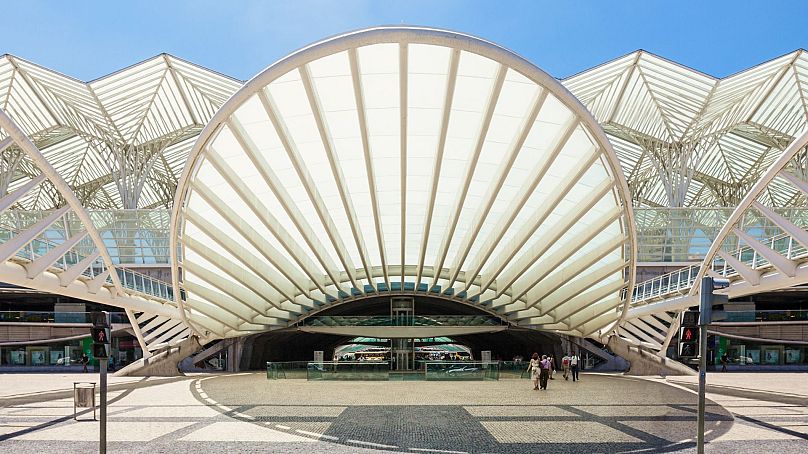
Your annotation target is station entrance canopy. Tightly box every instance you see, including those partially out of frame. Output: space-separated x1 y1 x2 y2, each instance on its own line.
171 27 636 340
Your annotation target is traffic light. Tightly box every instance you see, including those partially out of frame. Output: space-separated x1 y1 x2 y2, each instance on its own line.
700 277 730 325
678 326 699 358
681 310 699 327
91 311 110 359
91 311 110 328
93 343 111 358
91 327 110 344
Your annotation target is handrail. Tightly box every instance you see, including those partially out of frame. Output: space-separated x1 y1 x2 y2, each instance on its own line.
631 228 808 305
0 221 173 302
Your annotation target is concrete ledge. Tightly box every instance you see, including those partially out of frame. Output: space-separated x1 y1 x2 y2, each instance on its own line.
607 336 696 376
114 337 202 377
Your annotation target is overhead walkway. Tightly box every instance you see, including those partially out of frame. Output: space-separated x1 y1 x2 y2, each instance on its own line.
619 128 808 354
297 314 508 338
298 314 507 336
300 315 504 327
0 108 193 357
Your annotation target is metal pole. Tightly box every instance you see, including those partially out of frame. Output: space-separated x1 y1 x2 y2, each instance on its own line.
697 321 707 453
697 277 710 454
100 359 107 454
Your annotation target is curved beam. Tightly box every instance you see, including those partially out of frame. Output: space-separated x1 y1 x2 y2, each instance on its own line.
0 108 125 294
688 128 808 296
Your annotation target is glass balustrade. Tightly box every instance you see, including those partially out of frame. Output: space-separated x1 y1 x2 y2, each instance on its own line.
422 361 499 380
721 309 808 323
266 361 310 379
0 215 174 302
306 361 390 380
633 225 808 305
497 361 532 379
266 360 524 381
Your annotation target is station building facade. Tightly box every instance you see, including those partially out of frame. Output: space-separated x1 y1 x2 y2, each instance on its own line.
0 27 806 371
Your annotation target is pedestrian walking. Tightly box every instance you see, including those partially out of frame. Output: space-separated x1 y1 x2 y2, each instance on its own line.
548 355 555 380
570 352 580 382
561 354 570 380
539 355 551 390
527 353 540 390
720 353 728 372
81 354 89 373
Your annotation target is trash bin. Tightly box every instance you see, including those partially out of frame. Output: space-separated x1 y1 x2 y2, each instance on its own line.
73 382 96 421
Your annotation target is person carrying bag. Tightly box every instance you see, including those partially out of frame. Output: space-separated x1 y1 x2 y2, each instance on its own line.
527 353 540 390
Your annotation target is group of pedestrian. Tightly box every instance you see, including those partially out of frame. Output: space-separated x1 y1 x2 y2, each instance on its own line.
527 352 580 390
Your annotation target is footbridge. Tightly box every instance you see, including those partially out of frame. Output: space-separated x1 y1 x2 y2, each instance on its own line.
0 109 191 358
619 127 808 354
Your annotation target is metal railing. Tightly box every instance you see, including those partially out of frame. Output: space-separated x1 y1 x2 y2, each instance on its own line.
0 219 174 303
632 228 808 306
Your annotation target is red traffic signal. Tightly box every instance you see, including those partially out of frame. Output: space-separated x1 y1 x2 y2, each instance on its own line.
680 326 698 342
91 327 110 344
678 326 699 359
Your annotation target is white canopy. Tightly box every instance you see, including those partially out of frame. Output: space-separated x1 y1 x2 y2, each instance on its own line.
171 27 636 338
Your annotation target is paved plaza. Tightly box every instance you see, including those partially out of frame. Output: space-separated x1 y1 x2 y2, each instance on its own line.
0 372 805 453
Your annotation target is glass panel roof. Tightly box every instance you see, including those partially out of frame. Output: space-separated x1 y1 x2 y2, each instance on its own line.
3 46 808 211
564 50 808 208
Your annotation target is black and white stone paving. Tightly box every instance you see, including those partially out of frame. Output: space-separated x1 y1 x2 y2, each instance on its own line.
0 372 806 453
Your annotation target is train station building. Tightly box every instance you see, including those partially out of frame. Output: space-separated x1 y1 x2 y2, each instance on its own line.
0 26 807 374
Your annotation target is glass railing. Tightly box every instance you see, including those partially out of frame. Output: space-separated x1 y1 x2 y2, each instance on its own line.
0 215 174 302
632 227 808 305
0 311 129 324
306 361 390 380
266 361 310 379
710 231 808 277
497 361 532 379
632 263 701 304
115 267 174 301
422 361 499 380
300 315 504 327
266 360 533 381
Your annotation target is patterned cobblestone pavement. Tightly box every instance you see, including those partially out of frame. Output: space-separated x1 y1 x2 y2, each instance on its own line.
197 372 737 453
0 372 805 453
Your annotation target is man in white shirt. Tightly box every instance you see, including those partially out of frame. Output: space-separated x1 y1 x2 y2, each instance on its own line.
570 353 580 382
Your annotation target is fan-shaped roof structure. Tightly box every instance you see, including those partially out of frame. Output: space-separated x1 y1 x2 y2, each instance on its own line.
170 27 636 338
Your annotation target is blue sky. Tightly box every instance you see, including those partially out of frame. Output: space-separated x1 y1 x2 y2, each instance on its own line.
3 1 808 81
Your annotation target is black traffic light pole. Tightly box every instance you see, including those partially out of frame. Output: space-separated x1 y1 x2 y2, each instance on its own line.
697 276 729 454
697 278 709 454
91 312 110 454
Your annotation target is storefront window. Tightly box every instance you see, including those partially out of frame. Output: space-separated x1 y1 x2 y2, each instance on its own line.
0 337 142 368
713 335 807 367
